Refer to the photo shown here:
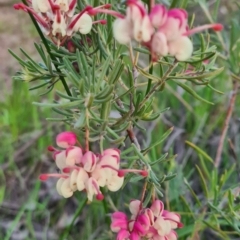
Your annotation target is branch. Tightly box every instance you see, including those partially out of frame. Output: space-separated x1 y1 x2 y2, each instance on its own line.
214 80 238 168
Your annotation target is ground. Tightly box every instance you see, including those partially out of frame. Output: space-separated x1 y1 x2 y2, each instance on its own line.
0 2 39 95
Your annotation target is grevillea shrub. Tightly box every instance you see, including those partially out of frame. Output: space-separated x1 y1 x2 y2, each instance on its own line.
10 0 240 239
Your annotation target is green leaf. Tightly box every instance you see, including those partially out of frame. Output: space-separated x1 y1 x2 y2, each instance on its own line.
202 220 230 239
169 67 224 80
196 165 209 198
93 93 113 103
160 173 177 183
177 224 195 237
112 121 130 133
149 153 168 166
95 85 114 100
142 127 174 155
175 81 214 105
33 99 84 108
74 113 86 128
141 112 160 121
184 178 201 206
133 47 150 55
129 175 145 183
132 143 149 166
185 141 214 163
170 0 179 8
109 62 125 85
105 135 125 145
56 90 79 101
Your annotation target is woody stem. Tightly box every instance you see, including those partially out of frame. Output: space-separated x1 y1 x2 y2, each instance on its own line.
140 181 148 210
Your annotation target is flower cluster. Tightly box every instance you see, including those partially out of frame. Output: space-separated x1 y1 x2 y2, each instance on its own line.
112 0 223 61
13 1 108 45
39 132 148 202
111 199 183 240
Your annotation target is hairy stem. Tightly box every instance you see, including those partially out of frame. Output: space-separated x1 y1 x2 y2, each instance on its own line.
140 181 148 209
85 109 90 152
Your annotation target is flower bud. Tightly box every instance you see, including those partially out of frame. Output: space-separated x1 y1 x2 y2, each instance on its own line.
56 131 77 148
66 39 76 53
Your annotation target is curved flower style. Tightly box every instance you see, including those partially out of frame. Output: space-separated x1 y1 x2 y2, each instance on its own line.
111 199 183 240
39 132 148 202
13 1 109 45
109 0 223 61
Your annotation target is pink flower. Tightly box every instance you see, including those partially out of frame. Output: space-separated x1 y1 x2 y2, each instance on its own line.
111 199 183 240
103 148 121 163
149 4 167 29
117 230 130 240
162 210 183 229
66 147 83 165
56 131 77 148
90 153 122 189
85 177 104 201
81 151 97 172
150 200 183 239
53 147 83 169
109 0 223 61
14 2 109 45
111 211 151 240
49 132 83 170
129 200 141 216
112 0 153 44
111 212 129 232
111 199 151 240
40 134 148 202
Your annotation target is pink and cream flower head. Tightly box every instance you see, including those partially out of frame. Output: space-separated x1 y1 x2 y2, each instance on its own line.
110 0 223 61
39 132 148 202
14 1 109 45
111 199 183 240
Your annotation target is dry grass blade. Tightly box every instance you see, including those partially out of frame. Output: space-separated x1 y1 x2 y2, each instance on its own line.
215 80 238 168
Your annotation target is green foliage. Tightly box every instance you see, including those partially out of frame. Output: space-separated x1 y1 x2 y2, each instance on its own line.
2 0 240 239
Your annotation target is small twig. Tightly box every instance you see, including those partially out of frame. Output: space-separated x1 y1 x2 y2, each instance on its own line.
116 98 141 149
85 127 89 152
129 90 135 113
84 108 90 152
140 181 148 209
132 67 139 84
116 66 142 150
127 126 141 150
214 81 238 168
128 42 135 65
151 188 156 202
150 0 155 9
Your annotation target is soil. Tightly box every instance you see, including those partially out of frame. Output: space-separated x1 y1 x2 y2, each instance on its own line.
0 3 40 93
